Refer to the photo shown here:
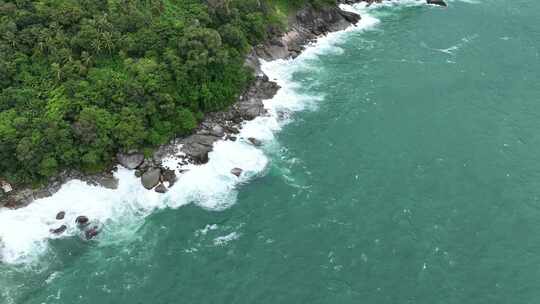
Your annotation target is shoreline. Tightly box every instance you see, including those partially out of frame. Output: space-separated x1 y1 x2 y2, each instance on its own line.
0 1 365 209
0 0 448 264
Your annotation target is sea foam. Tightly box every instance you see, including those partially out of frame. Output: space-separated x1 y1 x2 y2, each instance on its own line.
0 3 382 265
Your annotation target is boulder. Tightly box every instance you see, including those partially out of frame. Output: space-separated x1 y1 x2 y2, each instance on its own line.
181 135 219 164
155 184 168 194
237 99 265 120
56 211 66 220
248 137 263 147
161 169 177 187
50 225 67 235
75 215 89 226
427 0 447 6
141 168 161 190
231 168 243 177
209 125 225 137
117 152 145 170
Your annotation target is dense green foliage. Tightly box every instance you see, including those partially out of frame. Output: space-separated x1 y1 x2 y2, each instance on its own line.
0 0 332 185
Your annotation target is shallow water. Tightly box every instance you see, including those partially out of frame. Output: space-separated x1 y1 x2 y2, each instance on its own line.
2 0 540 303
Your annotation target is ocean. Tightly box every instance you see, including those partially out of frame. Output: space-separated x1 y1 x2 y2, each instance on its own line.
2 1 540 303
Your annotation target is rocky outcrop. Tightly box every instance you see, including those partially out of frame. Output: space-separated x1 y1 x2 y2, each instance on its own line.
0 2 363 206
255 5 361 60
1 170 118 209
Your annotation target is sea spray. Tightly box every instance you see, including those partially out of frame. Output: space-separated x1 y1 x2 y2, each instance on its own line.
0 3 383 265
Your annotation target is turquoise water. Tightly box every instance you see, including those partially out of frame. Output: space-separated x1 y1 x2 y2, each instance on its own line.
3 0 540 303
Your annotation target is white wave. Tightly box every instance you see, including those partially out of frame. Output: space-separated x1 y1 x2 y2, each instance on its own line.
0 5 381 265
423 34 479 55
213 232 241 246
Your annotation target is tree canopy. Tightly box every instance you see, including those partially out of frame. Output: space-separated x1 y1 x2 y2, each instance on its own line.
0 0 332 185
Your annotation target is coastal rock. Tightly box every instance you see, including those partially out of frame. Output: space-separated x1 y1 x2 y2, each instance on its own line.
50 225 67 235
237 99 265 120
141 168 161 190
96 175 119 189
161 169 177 187
427 0 447 6
224 126 240 134
248 137 263 147
231 168 243 177
209 125 225 137
155 183 168 194
56 211 66 220
76 215 89 226
181 135 219 164
117 152 145 170
0 1 362 209
339 9 362 23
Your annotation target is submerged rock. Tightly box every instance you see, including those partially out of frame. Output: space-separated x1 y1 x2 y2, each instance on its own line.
75 215 89 226
248 137 263 147
427 0 447 6
56 211 65 220
84 226 100 240
117 152 145 169
231 168 243 177
141 168 161 190
50 225 67 235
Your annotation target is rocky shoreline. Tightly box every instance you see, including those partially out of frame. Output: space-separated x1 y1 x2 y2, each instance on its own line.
0 0 446 209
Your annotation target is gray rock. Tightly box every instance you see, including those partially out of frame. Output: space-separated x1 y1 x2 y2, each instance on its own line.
76 215 89 226
117 152 145 169
181 135 219 164
56 211 65 220
237 99 265 120
97 176 119 189
209 125 225 137
141 168 161 190
231 168 243 177
155 184 168 193
50 225 67 235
